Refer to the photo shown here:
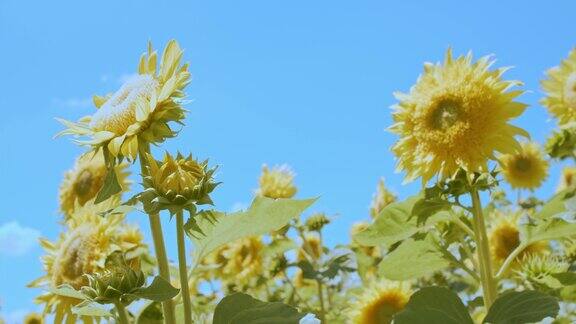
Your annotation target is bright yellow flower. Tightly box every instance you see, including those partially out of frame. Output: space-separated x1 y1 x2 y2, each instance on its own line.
349 281 412 324
29 200 147 323
370 178 396 219
557 166 576 192
23 313 43 324
59 151 130 218
541 48 576 124
257 164 297 199
488 211 548 267
57 40 190 161
499 142 548 190
212 236 264 286
390 49 528 183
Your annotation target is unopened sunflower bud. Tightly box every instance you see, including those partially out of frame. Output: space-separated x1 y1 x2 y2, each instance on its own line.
82 265 146 305
257 164 297 199
305 213 330 232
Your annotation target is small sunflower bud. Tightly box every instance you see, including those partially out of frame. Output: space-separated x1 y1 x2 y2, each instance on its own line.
305 213 330 232
143 152 218 214
516 254 569 290
257 164 297 199
82 265 146 305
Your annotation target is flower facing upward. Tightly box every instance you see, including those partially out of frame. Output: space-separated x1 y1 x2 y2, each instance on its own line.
370 179 396 219
541 48 576 125
142 152 218 214
257 164 297 199
57 40 190 161
59 151 130 219
23 313 43 324
390 49 528 183
349 281 412 324
499 142 549 190
29 201 147 323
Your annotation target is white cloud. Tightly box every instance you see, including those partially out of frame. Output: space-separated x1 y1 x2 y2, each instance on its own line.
0 221 40 256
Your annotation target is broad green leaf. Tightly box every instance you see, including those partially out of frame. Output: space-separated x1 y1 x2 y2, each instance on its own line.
394 286 473 324
352 195 420 248
189 197 316 262
412 198 451 225
72 302 111 317
213 292 306 324
378 238 450 280
132 276 179 302
262 238 297 257
95 168 122 204
551 272 576 286
521 218 576 245
483 290 559 323
49 284 86 300
135 301 163 324
533 189 574 219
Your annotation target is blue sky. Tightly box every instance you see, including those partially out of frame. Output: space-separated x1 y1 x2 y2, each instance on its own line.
0 0 574 321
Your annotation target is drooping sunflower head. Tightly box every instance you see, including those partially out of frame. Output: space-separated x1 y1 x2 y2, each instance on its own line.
499 142 549 190
143 152 218 214
57 40 190 161
349 281 412 324
488 211 548 267
23 313 43 324
59 151 130 219
29 201 148 322
390 49 528 183
257 164 297 199
220 236 264 286
370 178 396 219
541 48 576 125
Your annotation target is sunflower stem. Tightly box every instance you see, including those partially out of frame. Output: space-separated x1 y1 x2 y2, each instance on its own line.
137 143 176 324
114 300 130 324
470 187 498 310
176 210 193 324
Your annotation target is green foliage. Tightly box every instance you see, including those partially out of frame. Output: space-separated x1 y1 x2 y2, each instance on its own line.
212 292 306 324
131 276 180 302
483 290 559 323
188 197 316 262
297 254 354 280
522 218 576 244
378 237 450 280
135 301 164 324
533 188 575 219
95 167 122 204
394 286 473 324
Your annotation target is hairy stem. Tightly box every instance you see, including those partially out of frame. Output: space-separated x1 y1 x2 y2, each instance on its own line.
138 143 176 324
176 211 193 324
114 300 130 324
470 187 498 310
496 244 526 279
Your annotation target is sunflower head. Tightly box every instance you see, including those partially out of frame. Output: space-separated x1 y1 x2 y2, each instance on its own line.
57 40 190 162
370 178 396 219
81 261 146 305
349 281 412 324
29 200 148 322
516 254 569 287
142 152 218 214
220 236 264 286
305 213 330 232
499 142 549 190
298 234 323 261
23 313 43 324
59 151 130 218
390 49 528 183
541 48 576 124
257 164 297 199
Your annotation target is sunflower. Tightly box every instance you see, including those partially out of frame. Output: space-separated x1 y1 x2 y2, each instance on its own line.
370 178 396 219
390 49 528 183
217 236 264 286
257 164 297 199
29 200 148 323
349 281 412 324
499 142 549 190
57 40 190 162
541 48 576 124
23 313 43 324
557 166 576 192
488 211 548 268
59 151 130 218
297 234 323 261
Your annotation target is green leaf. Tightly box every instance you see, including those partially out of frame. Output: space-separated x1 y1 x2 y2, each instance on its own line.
321 254 354 279
190 197 316 262
378 237 450 280
533 189 574 219
483 290 559 323
262 238 297 257
394 286 473 324
412 198 451 225
213 292 306 324
132 276 179 302
135 301 164 324
522 218 576 245
352 195 420 249
72 302 112 317
49 284 86 300
95 168 122 204
551 272 576 286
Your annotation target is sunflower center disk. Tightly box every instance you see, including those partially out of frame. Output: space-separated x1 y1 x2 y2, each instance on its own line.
74 169 93 196
514 157 532 173
429 99 461 130
89 74 158 135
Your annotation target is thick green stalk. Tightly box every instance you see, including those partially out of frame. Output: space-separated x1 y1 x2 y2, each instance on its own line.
114 300 130 324
176 211 193 324
137 143 176 324
470 187 498 310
